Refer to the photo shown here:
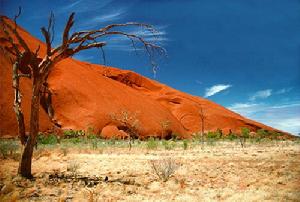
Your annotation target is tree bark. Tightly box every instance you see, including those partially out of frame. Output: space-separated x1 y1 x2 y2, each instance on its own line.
12 62 26 145
18 82 41 178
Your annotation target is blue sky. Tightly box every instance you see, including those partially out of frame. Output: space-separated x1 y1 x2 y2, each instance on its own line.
2 0 300 135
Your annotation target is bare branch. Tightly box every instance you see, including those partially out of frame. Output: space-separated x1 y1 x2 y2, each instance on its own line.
72 41 106 54
70 22 157 41
34 45 40 56
41 27 51 55
61 12 75 50
13 6 22 29
48 12 55 44
1 18 31 53
100 46 106 65
40 12 55 56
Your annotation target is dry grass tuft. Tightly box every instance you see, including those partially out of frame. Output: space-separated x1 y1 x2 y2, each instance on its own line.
149 158 180 182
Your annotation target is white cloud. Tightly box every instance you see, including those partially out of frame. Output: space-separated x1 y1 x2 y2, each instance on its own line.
80 9 127 28
93 11 124 23
275 87 293 95
228 102 300 135
204 84 232 97
195 80 203 85
58 0 113 14
249 89 272 101
229 103 262 116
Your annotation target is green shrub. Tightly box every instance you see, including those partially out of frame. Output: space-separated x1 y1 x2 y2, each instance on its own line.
0 140 19 159
147 137 158 150
91 139 98 149
63 130 84 138
107 138 116 145
257 129 268 138
87 134 97 139
207 137 216 146
239 127 250 148
86 126 96 136
182 140 188 150
241 127 250 138
37 133 58 145
207 130 222 139
269 132 281 139
227 133 238 141
68 137 82 144
162 140 176 150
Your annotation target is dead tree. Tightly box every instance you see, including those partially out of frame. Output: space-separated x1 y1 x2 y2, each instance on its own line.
1 10 165 178
198 104 205 145
110 110 140 150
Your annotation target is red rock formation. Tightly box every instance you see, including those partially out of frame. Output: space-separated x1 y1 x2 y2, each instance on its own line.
0 17 287 139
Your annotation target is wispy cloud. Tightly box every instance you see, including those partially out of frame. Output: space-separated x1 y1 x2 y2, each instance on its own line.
57 0 113 14
275 87 293 95
204 84 232 97
61 0 83 11
195 80 203 85
228 102 300 135
229 102 266 117
75 8 128 30
249 89 272 101
90 10 125 24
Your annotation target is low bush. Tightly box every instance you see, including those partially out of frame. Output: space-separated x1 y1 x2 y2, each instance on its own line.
227 133 238 141
90 139 98 149
107 138 116 145
37 133 58 145
146 137 158 150
63 130 85 138
68 137 83 144
256 129 282 140
240 127 250 148
256 129 270 139
207 130 222 139
149 158 180 182
162 140 176 150
67 161 80 176
87 134 97 139
182 139 188 150
0 140 19 159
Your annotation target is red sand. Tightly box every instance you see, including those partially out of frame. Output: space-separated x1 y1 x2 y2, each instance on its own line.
0 17 285 139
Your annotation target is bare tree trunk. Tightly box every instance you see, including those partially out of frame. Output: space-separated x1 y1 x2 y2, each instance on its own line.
18 82 41 178
201 118 204 146
199 105 205 147
12 62 26 145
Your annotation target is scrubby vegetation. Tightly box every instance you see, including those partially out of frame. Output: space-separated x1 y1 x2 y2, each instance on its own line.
149 158 179 182
0 127 299 201
1 127 297 160
0 140 19 159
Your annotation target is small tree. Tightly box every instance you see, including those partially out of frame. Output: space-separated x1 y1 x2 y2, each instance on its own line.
1 9 165 178
240 127 250 148
160 120 171 138
198 104 206 146
110 110 140 150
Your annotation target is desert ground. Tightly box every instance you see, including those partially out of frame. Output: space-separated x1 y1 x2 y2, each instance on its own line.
0 138 300 202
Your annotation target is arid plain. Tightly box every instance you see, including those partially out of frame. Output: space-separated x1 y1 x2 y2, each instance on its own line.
1 139 299 201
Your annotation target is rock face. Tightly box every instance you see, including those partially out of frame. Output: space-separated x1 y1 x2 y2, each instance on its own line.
0 17 285 139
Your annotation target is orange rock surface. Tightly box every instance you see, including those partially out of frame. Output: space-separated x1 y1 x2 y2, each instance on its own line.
0 17 285 139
